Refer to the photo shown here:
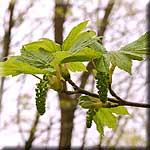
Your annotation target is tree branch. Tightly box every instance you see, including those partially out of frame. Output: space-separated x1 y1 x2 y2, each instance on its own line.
64 79 150 108
25 112 40 150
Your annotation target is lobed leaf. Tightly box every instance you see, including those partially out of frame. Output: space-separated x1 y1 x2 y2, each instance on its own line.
94 108 118 132
96 55 109 73
62 20 89 51
68 31 96 52
119 32 149 60
24 38 61 52
110 106 129 115
50 51 71 67
108 51 132 74
88 40 106 53
93 113 104 135
17 48 53 68
61 47 102 63
0 57 49 76
79 96 107 109
67 62 87 72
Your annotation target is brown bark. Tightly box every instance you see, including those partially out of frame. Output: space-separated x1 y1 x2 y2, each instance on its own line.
54 1 76 149
54 0 69 44
24 113 40 150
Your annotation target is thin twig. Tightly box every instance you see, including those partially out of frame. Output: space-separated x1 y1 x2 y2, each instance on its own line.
108 84 123 101
32 74 41 80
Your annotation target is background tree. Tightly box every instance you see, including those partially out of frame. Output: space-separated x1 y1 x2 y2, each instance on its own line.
0 0 148 149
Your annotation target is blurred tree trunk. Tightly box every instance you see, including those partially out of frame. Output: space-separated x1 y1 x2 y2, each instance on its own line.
0 0 16 112
54 0 77 149
53 0 115 149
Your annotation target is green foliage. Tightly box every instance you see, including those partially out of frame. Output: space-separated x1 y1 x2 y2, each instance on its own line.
108 51 132 74
88 40 107 53
24 38 61 52
62 20 89 51
67 62 87 72
17 48 54 69
93 108 118 135
79 95 129 134
119 32 148 60
79 95 104 109
110 106 129 115
0 21 148 135
0 57 49 76
108 32 149 74
61 47 102 63
94 106 129 135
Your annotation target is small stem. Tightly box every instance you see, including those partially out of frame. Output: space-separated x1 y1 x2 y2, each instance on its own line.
109 64 115 84
108 84 123 102
32 75 41 80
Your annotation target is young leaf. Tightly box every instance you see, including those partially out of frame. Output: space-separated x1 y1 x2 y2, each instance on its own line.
96 55 109 72
50 51 71 67
17 48 53 68
94 108 118 129
79 95 106 109
69 31 96 52
93 113 104 135
110 106 129 115
24 38 61 52
62 20 89 51
68 62 87 72
108 32 150 74
0 57 49 76
119 32 149 60
108 51 132 74
88 40 106 53
61 47 102 63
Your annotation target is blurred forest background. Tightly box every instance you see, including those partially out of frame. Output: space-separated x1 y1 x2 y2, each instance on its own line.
0 0 149 149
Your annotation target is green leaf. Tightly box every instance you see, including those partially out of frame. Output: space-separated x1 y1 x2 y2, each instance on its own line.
24 38 61 52
0 57 49 76
50 51 71 67
93 114 104 135
68 62 87 72
62 20 89 51
94 108 118 129
110 106 129 115
108 51 132 74
61 47 102 63
69 31 96 52
119 51 144 61
17 48 53 68
79 96 93 109
79 96 106 109
119 32 150 60
96 55 109 72
88 40 106 53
